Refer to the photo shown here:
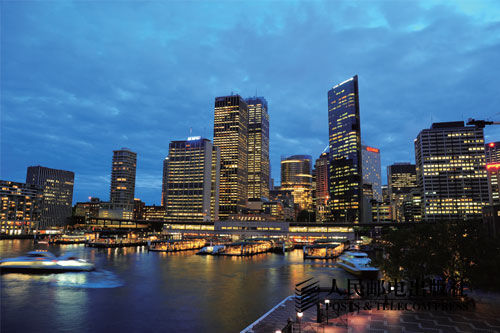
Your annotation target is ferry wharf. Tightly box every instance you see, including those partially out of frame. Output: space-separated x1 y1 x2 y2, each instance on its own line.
241 291 500 333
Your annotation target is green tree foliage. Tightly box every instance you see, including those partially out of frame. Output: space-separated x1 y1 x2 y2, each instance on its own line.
375 221 500 291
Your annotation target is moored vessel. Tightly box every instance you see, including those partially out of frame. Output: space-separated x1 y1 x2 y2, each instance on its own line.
337 251 379 278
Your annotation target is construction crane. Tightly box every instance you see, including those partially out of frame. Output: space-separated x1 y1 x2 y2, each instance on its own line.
467 118 500 128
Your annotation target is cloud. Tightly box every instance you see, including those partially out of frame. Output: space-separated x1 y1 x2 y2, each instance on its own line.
1 0 499 202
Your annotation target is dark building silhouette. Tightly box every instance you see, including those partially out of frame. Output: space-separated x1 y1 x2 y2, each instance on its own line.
327 75 362 222
26 166 74 228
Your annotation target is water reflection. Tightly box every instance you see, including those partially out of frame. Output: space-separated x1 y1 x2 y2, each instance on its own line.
2 240 355 333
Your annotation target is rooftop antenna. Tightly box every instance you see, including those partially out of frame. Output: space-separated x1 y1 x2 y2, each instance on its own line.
189 127 192 136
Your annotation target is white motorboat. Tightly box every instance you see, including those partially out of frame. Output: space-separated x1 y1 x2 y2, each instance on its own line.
337 251 379 278
196 245 226 255
0 251 95 273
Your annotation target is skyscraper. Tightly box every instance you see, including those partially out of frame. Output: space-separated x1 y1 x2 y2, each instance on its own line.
387 163 417 222
26 166 74 228
163 137 220 222
361 145 382 202
213 95 248 219
485 142 500 205
280 155 313 211
314 152 329 221
245 97 270 202
110 148 137 208
415 122 488 221
328 75 362 222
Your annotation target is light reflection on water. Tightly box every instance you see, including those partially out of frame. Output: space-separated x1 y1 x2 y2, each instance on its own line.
1 239 355 333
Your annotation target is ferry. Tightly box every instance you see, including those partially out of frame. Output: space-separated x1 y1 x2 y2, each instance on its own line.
337 251 379 279
0 251 95 273
196 245 226 255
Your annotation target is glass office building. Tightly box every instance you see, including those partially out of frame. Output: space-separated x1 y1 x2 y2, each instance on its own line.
327 75 362 222
415 122 488 221
213 95 248 219
26 166 74 228
246 97 270 202
163 137 220 222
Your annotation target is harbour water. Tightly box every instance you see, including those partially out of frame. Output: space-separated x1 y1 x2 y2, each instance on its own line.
1 240 353 333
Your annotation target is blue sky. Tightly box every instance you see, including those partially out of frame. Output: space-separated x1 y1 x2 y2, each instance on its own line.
2 0 499 205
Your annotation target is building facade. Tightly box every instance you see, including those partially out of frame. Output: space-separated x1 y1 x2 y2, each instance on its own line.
246 97 270 202
74 197 101 221
387 163 417 222
280 155 313 212
163 137 220 222
213 95 249 219
26 166 74 228
361 145 382 202
314 152 329 221
1 180 43 234
486 142 500 206
110 148 137 209
415 122 488 221
328 75 362 222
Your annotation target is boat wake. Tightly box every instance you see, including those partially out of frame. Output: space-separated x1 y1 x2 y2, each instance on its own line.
1 269 124 289
48 269 124 289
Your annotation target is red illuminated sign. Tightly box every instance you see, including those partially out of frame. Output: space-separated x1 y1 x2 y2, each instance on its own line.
487 163 500 170
366 147 379 153
489 142 495 148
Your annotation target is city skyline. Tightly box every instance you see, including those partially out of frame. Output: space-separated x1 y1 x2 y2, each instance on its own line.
2 1 500 204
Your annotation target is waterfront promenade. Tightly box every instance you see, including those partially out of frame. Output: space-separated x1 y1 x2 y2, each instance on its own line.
242 291 500 333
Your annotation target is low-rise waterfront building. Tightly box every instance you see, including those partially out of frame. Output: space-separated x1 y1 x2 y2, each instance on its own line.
1 180 43 234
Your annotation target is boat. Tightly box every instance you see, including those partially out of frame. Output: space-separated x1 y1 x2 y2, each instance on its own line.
0 251 95 273
337 251 379 278
196 245 226 255
148 238 206 252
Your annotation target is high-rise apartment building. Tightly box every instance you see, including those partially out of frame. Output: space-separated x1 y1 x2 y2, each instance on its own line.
314 152 329 221
246 97 270 202
213 95 248 219
415 122 488 221
361 145 382 202
163 137 220 222
328 75 362 222
280 155 313 211
26 166 74 228
0 180 43 234
387 163 417 222
485 142 500 205
110 148 137 208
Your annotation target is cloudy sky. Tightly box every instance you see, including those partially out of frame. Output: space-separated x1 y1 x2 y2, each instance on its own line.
2 0 499 204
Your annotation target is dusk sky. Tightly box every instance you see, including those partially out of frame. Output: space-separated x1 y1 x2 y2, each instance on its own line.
2 0 499 205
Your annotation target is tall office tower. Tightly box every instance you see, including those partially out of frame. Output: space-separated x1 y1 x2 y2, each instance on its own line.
485 142 500 205
280 155 313 211
245 97 270 202
213 95 248 219
387 163 417 222
163 137 220 222
314 152 329 221
328 75 362 222
26 166 74 228
110 148 137 209
0 180 43 234
361 145 382 202
415 122 488 221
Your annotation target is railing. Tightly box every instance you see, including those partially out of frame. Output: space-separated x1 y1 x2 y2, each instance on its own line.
240 295 295 333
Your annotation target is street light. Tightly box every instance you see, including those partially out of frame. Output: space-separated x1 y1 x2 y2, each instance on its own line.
324 299 330 324
297 312 303 333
